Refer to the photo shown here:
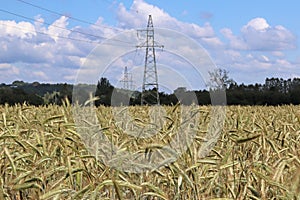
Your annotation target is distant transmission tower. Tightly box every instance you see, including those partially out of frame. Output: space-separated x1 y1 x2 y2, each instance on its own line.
137 15 163 105
120 66 133 90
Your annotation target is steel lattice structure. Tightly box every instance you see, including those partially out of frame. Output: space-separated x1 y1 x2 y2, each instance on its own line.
136 15 163 105
120 66 133 90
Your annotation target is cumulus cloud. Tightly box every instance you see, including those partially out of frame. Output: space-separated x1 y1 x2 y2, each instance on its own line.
0 20 36 39
47 16 70 41
220 28 247 50
0 0 298 85
242 18 296 51
0 15 105 83
244 18 270 31
116 0 220 47
221 17 296 51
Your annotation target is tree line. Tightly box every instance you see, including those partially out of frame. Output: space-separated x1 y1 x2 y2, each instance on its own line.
0 76 300 106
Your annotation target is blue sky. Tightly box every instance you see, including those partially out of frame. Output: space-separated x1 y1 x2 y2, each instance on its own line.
0 0 300 90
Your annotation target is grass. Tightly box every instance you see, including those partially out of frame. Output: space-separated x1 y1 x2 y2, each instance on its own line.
0 103 300 199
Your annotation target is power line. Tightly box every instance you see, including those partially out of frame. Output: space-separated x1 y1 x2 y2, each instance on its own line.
15 0 124 32
0 21 98 44
0 9 96 39
0 8 132 45
16 0 151 35
0 21 133 47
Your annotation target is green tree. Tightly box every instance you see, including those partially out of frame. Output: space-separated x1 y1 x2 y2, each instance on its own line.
95 77 114 106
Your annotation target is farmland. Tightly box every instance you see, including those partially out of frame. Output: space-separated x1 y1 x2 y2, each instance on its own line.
1 103 300 199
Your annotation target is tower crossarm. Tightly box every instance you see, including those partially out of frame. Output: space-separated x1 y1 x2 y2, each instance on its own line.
136 15 163 105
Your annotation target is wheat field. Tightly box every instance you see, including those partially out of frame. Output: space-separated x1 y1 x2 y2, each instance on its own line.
1 102 300 199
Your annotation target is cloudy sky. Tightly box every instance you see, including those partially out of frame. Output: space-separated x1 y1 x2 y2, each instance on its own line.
0 0 299 90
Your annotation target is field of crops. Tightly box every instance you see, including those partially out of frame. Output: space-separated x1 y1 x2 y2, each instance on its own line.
1 103 300 199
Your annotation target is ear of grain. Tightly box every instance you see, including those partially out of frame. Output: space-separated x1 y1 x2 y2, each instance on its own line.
0 104 299 199
235 133 261 144
141 192 168 200
4 147 17 175
40 189 72 200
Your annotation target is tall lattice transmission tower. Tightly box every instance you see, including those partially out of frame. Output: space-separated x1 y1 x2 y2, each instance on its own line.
137 15 163 105
120 66 133 90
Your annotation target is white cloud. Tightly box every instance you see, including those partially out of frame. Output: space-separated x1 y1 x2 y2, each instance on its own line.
261 55 270 62
242 19 296 51
0 0 298 86
201 35 224 49
220 28 247 50
214 49 241 65
275 59 291 67
244 18 270 31
47 16 70 42
0 63 20 75
0 20 36 39
32 71 48 80
116 0 217 41
0 63 20 82
221 17 296 51
0 16 100 83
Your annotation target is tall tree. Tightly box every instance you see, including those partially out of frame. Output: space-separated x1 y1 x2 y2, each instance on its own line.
95 77 114 106
207 68 235 90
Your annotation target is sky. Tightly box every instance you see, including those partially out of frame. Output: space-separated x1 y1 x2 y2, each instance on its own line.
0 0 300 90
